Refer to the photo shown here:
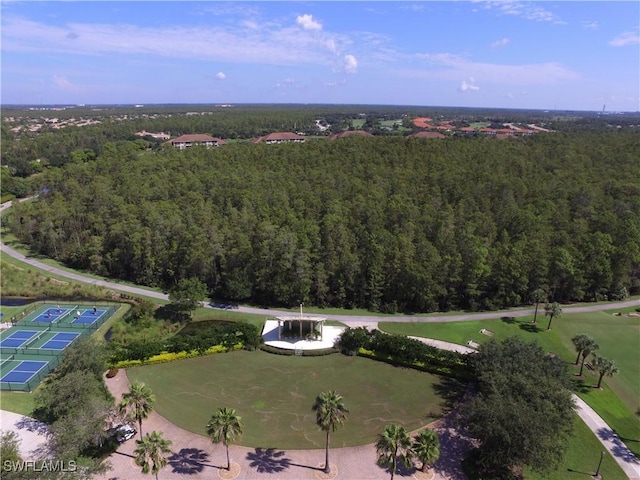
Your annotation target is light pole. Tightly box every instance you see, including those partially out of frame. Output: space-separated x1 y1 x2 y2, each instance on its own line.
593 450 606 479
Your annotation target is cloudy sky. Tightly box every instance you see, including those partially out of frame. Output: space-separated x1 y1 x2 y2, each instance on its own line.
2 1 639 111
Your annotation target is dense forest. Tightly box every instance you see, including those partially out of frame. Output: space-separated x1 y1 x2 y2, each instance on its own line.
5 131 640 312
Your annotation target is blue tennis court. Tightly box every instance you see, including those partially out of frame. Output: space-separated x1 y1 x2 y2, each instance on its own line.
40 332 80 350
0 360 49 383
31 307 70 323
0 330 40 348
72 308 107 326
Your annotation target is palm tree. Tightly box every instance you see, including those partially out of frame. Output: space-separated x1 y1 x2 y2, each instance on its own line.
412 428 440 473
593 355 619 389
578 339 599 377
544 302 562 330
134 430 172 480
312 390 349 474
531 288 547 324
206 407 244 471
571 334 593 365
375 424 413 480
120 382 156 440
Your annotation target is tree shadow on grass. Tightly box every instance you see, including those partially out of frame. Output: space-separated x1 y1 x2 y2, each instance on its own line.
518 323 543 333
567 467 593 475
432 376 469 413
570 377 592 394
501 316 517 324
168 448 220 475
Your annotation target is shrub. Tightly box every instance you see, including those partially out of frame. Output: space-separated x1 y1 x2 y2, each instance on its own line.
105 368 119 378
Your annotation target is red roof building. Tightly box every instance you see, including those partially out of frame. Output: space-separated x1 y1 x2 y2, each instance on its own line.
253 132 306 144
167 134 225 149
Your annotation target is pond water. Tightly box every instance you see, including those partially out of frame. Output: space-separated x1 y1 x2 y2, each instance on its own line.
0 297 33 306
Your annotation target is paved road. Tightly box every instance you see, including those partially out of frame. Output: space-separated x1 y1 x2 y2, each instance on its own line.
2 238 640 324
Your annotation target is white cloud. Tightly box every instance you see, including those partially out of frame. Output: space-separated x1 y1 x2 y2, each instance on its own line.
406 52 579 86
215 72 226 80
473 0 564 24
1 15 348 70
53 75 73 89
344 54 358 74
296 14 322 31
609 31 640 47
582 21 599 30
491 38 509 49
458 78 480 92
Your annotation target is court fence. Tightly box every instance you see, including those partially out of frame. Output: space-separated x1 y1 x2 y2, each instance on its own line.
0 355 61 392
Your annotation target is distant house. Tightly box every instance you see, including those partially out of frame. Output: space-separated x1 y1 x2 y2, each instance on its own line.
136 130 171 140
327 130 374 140
253 132 306 144
166 134 225 149
409 131 446 139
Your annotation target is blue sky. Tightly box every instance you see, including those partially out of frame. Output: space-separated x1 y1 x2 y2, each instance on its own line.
2 1 639 111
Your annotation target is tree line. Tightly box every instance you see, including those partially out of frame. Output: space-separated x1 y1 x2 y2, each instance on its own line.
6 131 640 312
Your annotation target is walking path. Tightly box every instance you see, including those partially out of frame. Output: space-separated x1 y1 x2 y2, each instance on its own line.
90 369 471 480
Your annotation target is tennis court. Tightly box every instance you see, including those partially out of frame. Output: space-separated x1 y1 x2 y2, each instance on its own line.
0 329 41 349
39 332 80 351
0 359 49 384
71 308 107 326
1 302 120 391
31 307 71 324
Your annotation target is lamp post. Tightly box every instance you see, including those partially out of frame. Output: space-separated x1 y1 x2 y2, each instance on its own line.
593 450 606 479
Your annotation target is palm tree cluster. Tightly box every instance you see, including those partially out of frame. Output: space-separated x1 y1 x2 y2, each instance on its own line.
571 333 620 388
375 424 440 480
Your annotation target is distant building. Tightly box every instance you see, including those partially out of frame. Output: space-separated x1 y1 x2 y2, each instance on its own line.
136 130 171 140
327 130 374 140
253 132 306 144
166 134 225 149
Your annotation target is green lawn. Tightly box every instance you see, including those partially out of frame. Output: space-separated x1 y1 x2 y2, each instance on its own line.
380 311 640 457
525 413 627 480
126 350 463 450
0 391 36 417
380 315 575 361
556 311 639 413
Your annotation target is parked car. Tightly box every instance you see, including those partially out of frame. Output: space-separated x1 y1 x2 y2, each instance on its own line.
109 424 136 443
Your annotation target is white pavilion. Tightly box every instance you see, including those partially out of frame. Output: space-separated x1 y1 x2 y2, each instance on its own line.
261 305 345 351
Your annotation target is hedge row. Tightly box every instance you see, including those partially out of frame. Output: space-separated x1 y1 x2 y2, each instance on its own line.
113 344 240 368
339 327 472 379
357 348 474 380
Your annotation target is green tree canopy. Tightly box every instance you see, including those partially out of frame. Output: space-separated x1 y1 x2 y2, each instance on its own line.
459 337 575 478
168 277 208 319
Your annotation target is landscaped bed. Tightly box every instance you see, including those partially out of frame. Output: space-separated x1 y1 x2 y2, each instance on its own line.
126 349 464 450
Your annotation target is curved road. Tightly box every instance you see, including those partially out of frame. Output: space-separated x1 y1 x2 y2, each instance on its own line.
1 239 639 324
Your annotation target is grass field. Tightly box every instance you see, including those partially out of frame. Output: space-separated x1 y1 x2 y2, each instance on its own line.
556 311 639 413
525 413 627 480
0 391 35 417
126 350 463 450
380 315 575 361
380 311 640 457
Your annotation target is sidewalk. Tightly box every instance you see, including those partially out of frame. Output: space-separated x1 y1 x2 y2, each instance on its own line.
572 395 640 480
